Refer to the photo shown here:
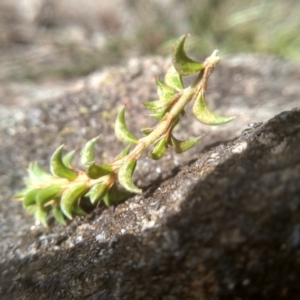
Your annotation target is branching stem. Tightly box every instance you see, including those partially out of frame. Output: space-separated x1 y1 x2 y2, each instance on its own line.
15 35 233 226
113 50 219 169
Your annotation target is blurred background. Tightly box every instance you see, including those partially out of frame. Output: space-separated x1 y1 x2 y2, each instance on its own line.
0 0 299 83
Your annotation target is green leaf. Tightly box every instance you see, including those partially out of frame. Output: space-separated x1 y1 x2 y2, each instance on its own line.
87 163 113 179
89 182 108 204
141 127 153 136
101 183 132 206
149 111 165 119
25 204 38 214
28 162 51 184
13 188 32 199
35 206 49 227
52 205 66 225
118 159 141 194
80 136 99 165
172 34 203 76
165 65 183 91
62 150 75 168
156 77 174 101
23 189 39 207
114 144 131 160
103 193 112 207
171 135 202 153
142 99 169 113
144 94 180 118
115 107 138 143
192 91 235 125
105 184 132 204
36 184 62 205
72 206 87 216
50 145 77 180
148 137 167 160
60 183 88 219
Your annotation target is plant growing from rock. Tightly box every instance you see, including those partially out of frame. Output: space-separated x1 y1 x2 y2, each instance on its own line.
14 35 235 226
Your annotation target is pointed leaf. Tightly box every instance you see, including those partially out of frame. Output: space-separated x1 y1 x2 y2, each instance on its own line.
89 182 109 204
142 99 169 113
103 192 112 207
52 205 66 225
118 159 141 194
171 135 202 154
101 183 131 207
172 34 203 76
36 184 62 205
50 145 77 180
87 163 113 179
141 127 153 136
156 77 174 101
148 137 167 160
13 188 32 200
106 184 132 204
72 206 87 216
28 162 51 183
165 65 183 91
35 206 48 227
60 183 88 219
115 107 138 143
23 188 39 207
62 150 75 168
80 136 99 165
192 91 235 125
149 111 165 119
25 204 38 214
114 144 131 160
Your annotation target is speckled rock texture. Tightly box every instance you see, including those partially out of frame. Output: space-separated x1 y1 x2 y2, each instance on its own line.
0 55 300 299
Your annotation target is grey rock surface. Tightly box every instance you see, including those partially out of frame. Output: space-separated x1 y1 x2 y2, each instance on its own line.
0 55 300 299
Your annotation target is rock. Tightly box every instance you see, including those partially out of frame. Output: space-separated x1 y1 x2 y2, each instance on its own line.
0 55 299 299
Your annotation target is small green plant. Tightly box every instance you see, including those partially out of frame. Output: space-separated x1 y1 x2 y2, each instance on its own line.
14 35 235 226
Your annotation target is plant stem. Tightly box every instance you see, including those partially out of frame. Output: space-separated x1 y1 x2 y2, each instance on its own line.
113 50 220 170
